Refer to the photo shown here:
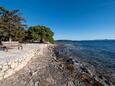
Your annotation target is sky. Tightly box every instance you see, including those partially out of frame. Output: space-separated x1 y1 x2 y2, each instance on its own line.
0 0 115 40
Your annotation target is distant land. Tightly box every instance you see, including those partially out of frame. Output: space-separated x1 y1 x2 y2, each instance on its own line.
56 39 115 42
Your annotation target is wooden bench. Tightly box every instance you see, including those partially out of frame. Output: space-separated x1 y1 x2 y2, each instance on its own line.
1 41 23 52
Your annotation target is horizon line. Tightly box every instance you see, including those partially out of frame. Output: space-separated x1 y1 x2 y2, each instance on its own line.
56 39 115 41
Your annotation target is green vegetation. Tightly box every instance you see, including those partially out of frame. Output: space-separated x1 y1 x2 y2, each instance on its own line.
0 6 26 42
28 25 54 43
0 6 54 44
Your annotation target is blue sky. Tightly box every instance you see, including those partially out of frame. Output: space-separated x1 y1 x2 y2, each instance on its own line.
0 0 115 40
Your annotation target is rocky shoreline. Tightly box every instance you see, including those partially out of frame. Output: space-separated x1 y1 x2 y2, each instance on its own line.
0 44 113 86
53 44 113 86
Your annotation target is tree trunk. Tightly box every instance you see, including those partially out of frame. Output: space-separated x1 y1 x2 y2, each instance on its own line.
40 38 44 43
9 36 12 42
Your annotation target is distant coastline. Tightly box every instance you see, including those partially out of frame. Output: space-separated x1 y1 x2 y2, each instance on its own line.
56 39 115 42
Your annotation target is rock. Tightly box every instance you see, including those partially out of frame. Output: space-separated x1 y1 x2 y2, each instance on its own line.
0 45 113 86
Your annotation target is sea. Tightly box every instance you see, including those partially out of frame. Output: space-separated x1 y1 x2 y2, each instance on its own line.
57 40 115 84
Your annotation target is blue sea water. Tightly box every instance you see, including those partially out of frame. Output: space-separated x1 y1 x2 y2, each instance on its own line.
57 40 115 78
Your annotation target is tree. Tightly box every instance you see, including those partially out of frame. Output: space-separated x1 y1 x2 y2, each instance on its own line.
0 6 26 42
28 25 54 43
15 28 27 42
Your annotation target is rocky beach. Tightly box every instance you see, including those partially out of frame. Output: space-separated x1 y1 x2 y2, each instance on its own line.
0 1 115 86
0 44 113 86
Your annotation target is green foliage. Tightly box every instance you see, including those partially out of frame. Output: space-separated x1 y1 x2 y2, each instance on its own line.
15 28 27 42
0 27 9 41
0 6 26 41
28 25 54 43
0 7 55 43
